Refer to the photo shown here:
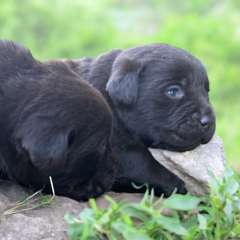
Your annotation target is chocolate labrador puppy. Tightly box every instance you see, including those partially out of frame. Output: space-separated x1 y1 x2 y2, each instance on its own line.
0 40 116 201
68 44 215 195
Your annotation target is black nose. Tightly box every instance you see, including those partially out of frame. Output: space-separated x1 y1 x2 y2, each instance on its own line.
200 115 210 128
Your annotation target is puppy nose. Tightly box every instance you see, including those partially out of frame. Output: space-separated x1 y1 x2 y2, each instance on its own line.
200 115 210 128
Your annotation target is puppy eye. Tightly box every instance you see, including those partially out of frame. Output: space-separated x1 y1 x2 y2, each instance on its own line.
165 86 184 99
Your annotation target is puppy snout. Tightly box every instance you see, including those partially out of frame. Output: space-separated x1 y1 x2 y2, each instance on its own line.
200 111 216 144
200 115 210 128
192 111 213 129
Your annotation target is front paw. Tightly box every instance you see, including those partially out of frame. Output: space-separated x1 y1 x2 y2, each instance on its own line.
153 178 187 197
68 181 106 202
165 178 187 196
175 178 187 194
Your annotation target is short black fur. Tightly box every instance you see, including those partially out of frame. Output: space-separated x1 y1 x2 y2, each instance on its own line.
0 40 117 201
68 44 215 195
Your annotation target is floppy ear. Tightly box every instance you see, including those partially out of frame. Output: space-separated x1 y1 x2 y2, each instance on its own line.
14 115 74 174
106 57 143 106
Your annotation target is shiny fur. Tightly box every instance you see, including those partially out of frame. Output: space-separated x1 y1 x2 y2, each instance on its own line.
68 44 215 195
0 41 117 201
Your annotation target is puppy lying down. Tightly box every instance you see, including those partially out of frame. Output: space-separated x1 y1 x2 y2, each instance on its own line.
68 43 217 196
0 40 219 201
0 40 117 201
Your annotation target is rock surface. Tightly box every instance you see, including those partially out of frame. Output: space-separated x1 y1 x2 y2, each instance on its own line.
0 180 143 240
149 136 226 195
0 136 226 239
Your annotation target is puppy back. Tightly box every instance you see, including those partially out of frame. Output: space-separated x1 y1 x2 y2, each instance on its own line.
0 40 37 74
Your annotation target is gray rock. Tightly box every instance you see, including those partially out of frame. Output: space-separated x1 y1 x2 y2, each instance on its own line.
149 136 226 195
0 180 143 240
0 181 85 240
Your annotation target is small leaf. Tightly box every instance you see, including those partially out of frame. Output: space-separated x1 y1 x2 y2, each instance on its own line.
225 178 239 196
236 199 240 209
112 221 152 240
163 194 201 211
79 208 95 222
157 215 188 236
98 211 111 225
122 205 150 221
225 168 234 179
182 215 199 234
132 182 148 190
198 214 207 230
224 199 233 223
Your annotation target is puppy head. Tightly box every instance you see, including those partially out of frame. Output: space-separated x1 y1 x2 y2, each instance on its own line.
13 63 113 178
106 44 216 151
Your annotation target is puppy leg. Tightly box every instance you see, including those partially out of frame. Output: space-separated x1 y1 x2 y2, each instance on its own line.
112 144 186 197
55 148 117 201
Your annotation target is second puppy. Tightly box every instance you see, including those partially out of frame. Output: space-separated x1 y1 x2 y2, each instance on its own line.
0 40 116 201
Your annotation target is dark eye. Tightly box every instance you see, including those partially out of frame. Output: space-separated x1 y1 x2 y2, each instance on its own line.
165 85 184 99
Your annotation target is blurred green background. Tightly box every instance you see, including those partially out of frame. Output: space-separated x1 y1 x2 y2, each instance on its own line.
0 0 239 169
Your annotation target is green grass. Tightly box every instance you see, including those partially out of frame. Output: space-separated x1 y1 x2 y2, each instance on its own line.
3 176 55 216
65 169 240 240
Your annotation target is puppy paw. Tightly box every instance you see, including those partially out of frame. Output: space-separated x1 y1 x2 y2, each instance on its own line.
67 181 106 202
152 178 187 197
175 179 187 194
164 178 187 196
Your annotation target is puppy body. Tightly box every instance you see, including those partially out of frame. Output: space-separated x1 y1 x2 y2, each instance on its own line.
0 41 116 201
68 44 215 195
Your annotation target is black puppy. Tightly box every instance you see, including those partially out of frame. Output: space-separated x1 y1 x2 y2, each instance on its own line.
68 44 216 195
0 40 116 201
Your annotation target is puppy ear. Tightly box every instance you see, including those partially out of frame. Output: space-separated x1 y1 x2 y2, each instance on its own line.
106 57 143 105
14 116 74 174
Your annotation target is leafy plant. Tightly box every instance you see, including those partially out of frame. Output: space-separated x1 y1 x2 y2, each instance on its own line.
65 169 240 240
